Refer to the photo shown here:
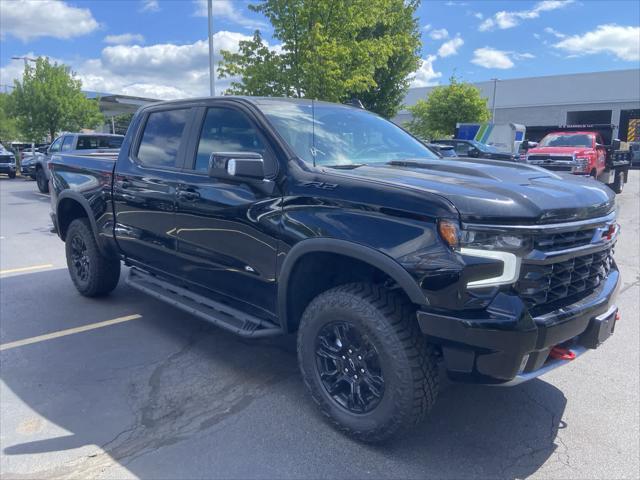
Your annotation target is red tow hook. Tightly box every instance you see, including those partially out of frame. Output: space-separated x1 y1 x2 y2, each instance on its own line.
615 311 621 322
550 346 576 361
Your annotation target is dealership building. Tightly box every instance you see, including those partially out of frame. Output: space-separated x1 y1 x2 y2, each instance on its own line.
396 69 640 142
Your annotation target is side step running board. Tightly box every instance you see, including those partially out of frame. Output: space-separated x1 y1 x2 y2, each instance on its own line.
126 268 282 338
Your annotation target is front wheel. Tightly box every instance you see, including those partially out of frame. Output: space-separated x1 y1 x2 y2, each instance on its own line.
8 171 16 179
36 168 49 193
297 283 439 442
65 218 121 296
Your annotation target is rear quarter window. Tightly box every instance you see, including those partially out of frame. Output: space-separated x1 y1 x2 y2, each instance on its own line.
136 109 190 168
76 136 124 149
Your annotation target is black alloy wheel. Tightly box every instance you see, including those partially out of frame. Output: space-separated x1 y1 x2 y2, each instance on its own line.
70 234 90 283
315 321 385 414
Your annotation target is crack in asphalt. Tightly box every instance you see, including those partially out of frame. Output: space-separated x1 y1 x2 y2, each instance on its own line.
2 327 299 480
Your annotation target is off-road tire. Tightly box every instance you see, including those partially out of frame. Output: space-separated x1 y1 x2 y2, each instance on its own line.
297 283 439 442
65 218 120 297
36 168 49 193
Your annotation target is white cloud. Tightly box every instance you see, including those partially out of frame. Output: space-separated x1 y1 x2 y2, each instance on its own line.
470 47 535 69
438 37 464 57
0 31 258 100
429 28 449 40
193 0 266 29
479 0 573 31
0 0 99 41
104 33 145 45
544 27 565 38
422 24 432 31
409 55 442 87
140 0 160 12
554 24 640 61
471 47 515 69
473 12 484 19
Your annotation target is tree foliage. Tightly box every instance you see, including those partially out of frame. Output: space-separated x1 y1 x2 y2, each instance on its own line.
7 58 103 141
218 0 421 118
405 76 491 140
0 93 22 142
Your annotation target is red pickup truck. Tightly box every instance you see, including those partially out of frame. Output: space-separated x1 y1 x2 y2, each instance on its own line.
525 125 630 194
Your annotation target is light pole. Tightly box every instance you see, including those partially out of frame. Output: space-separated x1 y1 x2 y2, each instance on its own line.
207 0 215 96
490 78 499 122
11 56 38 69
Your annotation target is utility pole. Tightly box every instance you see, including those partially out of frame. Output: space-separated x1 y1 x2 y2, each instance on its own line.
207 0 215 96
490 78 499 122
11 56 38 69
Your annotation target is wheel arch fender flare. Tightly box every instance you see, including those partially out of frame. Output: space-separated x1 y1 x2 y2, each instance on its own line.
277 238 428 332
56 191 101 246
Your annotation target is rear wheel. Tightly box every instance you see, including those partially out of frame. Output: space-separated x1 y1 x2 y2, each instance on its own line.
36 168 49 193
65 218 120 296
297 283 439 442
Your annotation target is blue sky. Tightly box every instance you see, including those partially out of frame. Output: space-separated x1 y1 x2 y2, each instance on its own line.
1 0 638 99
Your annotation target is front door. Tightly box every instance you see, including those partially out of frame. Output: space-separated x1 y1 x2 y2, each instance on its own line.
172 105 282 319
112 107 193 277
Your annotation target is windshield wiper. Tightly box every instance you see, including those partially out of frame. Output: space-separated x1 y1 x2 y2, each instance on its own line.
324 163 367 169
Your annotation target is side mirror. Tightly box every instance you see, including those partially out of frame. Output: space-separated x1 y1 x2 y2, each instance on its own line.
468 147 479 157
522 140 538 150
209 152 265 180
611 139 621 151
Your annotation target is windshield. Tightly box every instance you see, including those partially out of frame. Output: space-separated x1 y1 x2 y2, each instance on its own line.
539 133 593 148
469 140 500 153
258 100 438 166
76 136 124 150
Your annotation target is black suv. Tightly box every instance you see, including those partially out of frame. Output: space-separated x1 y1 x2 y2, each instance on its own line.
50 97 620 442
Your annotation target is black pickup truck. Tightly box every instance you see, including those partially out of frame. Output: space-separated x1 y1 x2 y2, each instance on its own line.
49 97 620 442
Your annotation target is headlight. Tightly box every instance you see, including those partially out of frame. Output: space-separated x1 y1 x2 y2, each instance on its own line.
459 229 524 288
573 156 590 173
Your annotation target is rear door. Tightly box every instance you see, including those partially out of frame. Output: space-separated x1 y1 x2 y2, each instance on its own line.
113 106 195 277
171 103 282 318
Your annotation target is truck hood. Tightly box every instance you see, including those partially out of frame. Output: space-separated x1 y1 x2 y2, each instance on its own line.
330 158 615 224
528 146 594 155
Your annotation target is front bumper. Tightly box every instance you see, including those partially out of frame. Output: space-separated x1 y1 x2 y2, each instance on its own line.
0 164 17 174
21 164 36 176
417 268 620 384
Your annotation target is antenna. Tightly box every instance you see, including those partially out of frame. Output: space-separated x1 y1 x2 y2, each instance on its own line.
312 99 316 168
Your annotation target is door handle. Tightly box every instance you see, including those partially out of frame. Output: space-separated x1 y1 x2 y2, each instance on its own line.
177 189 200 201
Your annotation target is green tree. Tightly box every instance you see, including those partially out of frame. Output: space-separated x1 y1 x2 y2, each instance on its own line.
0 93 22 143
8 58 103 141
218 0 421 118
405 76 491 140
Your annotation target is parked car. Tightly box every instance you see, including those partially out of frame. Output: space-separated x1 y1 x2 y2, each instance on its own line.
50 97 620 442
432 139 518 161
525 125 630 193
426 143 457 158
0 143 17 178
34 133 124 193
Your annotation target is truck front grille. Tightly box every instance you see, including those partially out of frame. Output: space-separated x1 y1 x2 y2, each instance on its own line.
527 155 574 162
0 155 13 164
515 247 613 309
533 229 595 251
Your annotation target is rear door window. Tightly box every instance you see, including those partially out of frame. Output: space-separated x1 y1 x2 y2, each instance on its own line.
137 109 190 168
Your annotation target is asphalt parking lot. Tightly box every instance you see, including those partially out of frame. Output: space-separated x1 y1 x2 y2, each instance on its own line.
0 173 638 480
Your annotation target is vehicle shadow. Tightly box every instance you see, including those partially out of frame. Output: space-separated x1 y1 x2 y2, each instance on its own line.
1 269 566 480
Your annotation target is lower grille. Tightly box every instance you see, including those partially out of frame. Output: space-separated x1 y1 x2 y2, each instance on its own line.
516 248 613 309
527 155 574 162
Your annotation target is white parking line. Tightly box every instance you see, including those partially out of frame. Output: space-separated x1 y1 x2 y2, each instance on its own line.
0 314 143 352
0 264 55 276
